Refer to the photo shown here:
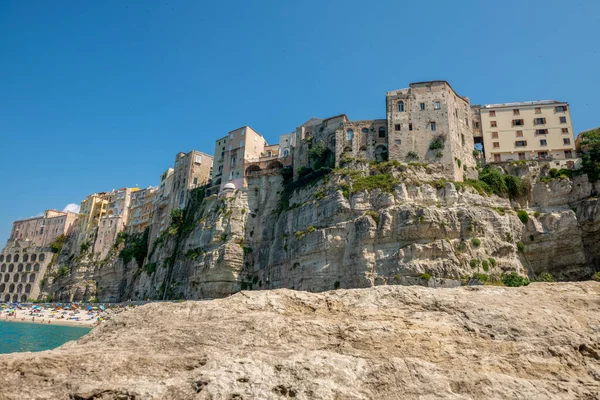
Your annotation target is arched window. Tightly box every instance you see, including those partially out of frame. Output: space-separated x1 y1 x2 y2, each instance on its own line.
361 128 369 134
283 149 289 157
25 264 31 272
30 254 36 262
22 254 28 262
39 254 45 262
17 264 23 273
33 264 40 272
378 127 386 138
29 274 36 283
398 101 405 112
13 255 19 262
13 274 19 283
346 129 354 142
0 255 3 262
6 255 11 263
25 284 31 294
8 264 14 273
0 264 5 273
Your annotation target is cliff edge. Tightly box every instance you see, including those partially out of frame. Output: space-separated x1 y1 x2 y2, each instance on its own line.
1 282 599 399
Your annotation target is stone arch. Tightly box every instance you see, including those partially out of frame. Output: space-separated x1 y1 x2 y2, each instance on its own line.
283 149 289 157
0 283 5 293
9 284 15 293
0 264 5 273
25 284 31 294
245 165 262 177
13 254 19 263
13 274 19 283
359 145 368 159
375 145 389 163
22 254 28 262
4 294 9 302
34 263 40 272
29 274 36 283
20 274 27 283
0 255 3 262
8 264 14 273
17 264 23 273
39 254 45 262
3 274 9 283
20 294 27 303
30 254 36 262
266 161 284 171
17 284 22 294
12 294 18 303
346 129 354 142
6 255 11 263
25 264 31 272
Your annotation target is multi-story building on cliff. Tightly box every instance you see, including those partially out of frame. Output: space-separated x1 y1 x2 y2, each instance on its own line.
127 187 157 234
386 81 477 181
94 187 137 257
211 127 268 191
171 150 213 210
477 100 576 164
148 168 174 241
9 210 78 248
76 192 110 248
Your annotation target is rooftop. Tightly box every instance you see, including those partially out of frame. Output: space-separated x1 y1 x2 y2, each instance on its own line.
483 100 566 109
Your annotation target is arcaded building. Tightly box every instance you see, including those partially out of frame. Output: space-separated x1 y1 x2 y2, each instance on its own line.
0 242 53 302
9 209 78 248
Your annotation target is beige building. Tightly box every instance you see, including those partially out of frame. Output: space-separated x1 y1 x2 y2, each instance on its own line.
127 187 157 234
149 168 174 242
9 210 78 248
211 127 268 191
76 192 110 249
0 242 53 302
171 150 213 210
477 101 575 163
94 188 137 257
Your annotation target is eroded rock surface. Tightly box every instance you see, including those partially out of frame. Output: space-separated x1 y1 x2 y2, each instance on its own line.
2 283 599 399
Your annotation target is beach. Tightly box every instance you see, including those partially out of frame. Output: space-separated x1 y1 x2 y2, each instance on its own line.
0 304 107 327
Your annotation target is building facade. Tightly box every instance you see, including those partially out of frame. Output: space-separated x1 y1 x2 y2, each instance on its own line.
0 241 53 302
127 187 157 234
149 168 174 242
9 210 78 248
94 188 137 257
171 150 213 210
478 101 575 163
76 192 110 248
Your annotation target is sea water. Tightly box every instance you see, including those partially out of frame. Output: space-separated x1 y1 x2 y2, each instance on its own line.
0 320 90 354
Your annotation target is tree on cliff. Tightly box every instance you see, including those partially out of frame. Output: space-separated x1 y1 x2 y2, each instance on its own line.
580 128 600 181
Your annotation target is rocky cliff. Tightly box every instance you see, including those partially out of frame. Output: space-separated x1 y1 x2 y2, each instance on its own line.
1 283 599 399
42 162 600 302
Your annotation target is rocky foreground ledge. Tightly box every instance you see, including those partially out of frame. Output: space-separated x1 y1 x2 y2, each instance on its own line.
1 283 600 399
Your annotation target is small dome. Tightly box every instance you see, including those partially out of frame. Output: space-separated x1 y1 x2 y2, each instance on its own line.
223 183 236 191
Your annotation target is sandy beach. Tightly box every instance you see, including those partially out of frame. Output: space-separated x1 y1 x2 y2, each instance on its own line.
1 306 102 327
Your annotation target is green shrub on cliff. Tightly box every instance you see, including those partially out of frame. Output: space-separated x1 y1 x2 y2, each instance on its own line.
49 235 67 254
503 272 530 287
517 210 529 224
592 272 600 282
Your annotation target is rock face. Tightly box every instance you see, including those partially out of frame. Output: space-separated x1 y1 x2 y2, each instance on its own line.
42 164 600 302
1 283 599 399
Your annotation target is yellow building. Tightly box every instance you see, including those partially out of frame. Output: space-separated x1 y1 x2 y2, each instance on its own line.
76 192 110 248
478 101 575 163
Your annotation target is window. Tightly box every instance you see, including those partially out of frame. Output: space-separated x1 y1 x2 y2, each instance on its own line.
562 128 569 134
283 149 289 157
559 116 567 123
420 103 425 110
361 128 369 133
241 129 245 136
513 109 520 115
518 152 526 160
195 155 202 164
491 132 499 138
409 123 413 131
563 138 571 145
398 102 404 112
494 154 501 162
489 111 496 117
538 151 548 158
535 107 542 114
516 130 523 137
426 85 431 92
493 142 500 148
429 122 436 131
536 129 548 135
564 150 573 158
394 124 401 131
378 127 386 137
395 139 401 145
490 121 497 127
512 119 524 126
230 134 234 140
434 101 441 110
346 129 354 141
534 118 546 125
556 105 567 112
229 145 232 151
474 121 480 129
515 140 527 147
540 139 547 146
193 177 198 185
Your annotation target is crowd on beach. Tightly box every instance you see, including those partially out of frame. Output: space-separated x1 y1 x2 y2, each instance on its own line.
0 302 134 327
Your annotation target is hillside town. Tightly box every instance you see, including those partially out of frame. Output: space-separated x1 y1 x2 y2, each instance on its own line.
0 80 593 303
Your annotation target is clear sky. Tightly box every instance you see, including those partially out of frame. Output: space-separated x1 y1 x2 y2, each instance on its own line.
0 0 599 244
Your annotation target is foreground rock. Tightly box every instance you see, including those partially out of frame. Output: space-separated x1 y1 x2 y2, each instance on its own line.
1 283 600 399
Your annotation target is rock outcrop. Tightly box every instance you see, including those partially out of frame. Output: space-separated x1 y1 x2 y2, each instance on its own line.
42 163 600 302
1 283 600 399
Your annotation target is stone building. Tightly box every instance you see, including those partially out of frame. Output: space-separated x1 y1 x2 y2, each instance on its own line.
171 150 213 210
292 116 346 176
94 187 137 258
9 210 78 248
0 241 53 302
148 168 174 243
337 119 389 163
279 133 295 158
76 192 110 248
211 127 268 191
386 81 477 181
478 100 576 163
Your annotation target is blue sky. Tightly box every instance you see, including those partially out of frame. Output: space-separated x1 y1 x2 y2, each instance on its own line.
0 0 599 244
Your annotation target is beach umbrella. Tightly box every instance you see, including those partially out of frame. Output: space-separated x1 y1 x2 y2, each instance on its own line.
87 305 92 311
99 305 105 311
